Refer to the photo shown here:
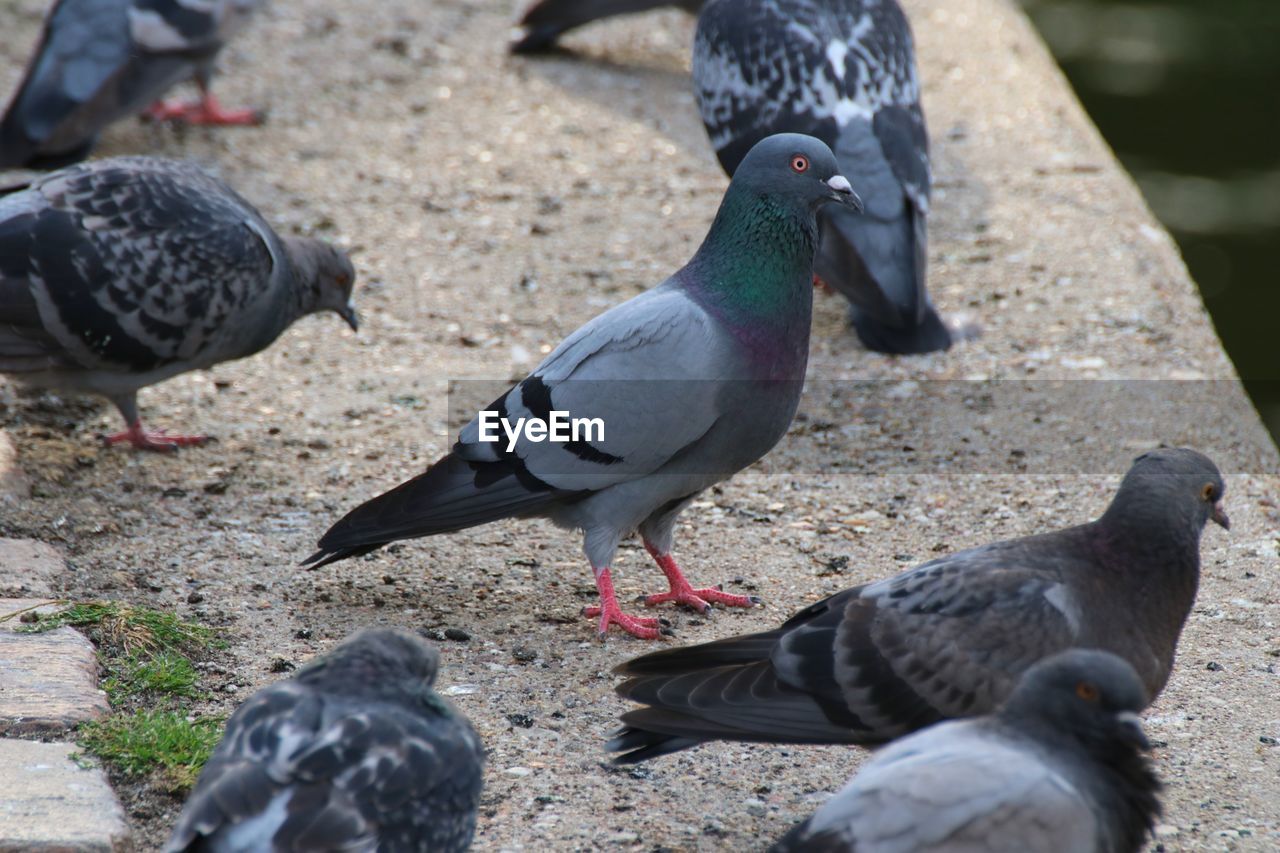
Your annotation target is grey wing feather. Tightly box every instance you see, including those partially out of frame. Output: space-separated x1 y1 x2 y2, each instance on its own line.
610 535 1082 760
0 157 280 375
456 284 731 491
772 723 1097 853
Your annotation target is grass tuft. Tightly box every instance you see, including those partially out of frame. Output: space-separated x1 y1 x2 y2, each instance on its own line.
78 710 224 793
103 651 200 703
14 601 221 655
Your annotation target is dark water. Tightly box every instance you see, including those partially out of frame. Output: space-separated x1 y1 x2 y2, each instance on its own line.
1019 0 1280 441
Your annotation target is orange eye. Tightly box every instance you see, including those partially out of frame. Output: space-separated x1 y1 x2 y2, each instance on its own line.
1076 682 1099 702
790 155 809 173
1201 483 1215 502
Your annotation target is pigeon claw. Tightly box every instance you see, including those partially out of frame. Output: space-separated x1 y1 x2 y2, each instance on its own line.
588 567 669 639
143 94 264 127
101 421 210 452
643 547 759 613
644 585 756 612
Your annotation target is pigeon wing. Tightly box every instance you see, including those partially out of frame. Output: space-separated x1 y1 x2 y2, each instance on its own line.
2 158 279 374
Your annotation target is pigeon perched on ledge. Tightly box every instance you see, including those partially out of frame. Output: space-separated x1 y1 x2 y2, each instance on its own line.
308 133 861 639
609 447 1227 758
0 156 357 450
771 650 1162 853
0 0 265 170
165 629 485 853
695 0 961 354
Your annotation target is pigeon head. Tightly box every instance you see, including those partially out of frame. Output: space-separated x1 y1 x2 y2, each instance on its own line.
1104 446 1229 535
295 628 442 701
1003 649 1151 752
285 237 359 332
732 133 863 214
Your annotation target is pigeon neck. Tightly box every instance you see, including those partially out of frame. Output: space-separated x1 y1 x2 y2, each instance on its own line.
1005 716 1160 851
686 184 819 323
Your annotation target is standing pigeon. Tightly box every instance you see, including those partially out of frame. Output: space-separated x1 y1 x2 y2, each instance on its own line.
771 649 1162 853
307 133 861 639
0 0 264 170
695 0 957 354
608 447 1227 759
511 0 702 54
0 156 357 450
165 628 485 853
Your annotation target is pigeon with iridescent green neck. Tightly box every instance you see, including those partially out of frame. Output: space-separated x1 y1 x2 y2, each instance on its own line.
307 133 861 639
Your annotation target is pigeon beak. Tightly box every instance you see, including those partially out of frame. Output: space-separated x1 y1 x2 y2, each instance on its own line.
339 302 360 333
1114 711 1151 751
1211 501 1230 530
825 175 863 211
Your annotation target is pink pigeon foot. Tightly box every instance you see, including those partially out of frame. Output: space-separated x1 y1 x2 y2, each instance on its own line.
642 545 760 612
582 568 667 639
813 274 835 294
101 420 210 452
143 93 262 126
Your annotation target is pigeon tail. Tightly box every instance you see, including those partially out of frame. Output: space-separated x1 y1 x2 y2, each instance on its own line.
305 451 575 568
815 204 951 355
512 0 701 53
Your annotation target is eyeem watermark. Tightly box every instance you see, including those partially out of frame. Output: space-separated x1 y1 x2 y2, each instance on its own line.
477 410 605 452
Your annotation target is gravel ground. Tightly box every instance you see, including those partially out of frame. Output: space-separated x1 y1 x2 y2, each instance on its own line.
2 0 1278 850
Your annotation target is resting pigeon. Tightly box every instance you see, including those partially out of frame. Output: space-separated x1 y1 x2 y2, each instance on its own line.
608 447 1227 759
307 133 861 639
695 0 957 354
0 0 264 170
165 628 485 853
511 0 702 54
0 156 357 450
770 649 1162 853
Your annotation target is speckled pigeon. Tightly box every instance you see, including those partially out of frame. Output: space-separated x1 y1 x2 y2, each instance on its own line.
770 649 1162 853
511 0 702 53
307 133 861 639
0 0 264 169
165 628 485 853
608 447 1227 758
0 156 357 450
695 0 959 354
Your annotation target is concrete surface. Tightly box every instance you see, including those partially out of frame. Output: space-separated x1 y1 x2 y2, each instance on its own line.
0 0 1276 850
0 739 130 853
0 539 66 597
0 599 109 736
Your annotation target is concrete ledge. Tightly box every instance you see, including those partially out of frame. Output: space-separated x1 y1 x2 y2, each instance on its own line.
0 739 130 852
0 539 66 598
0 599 108 736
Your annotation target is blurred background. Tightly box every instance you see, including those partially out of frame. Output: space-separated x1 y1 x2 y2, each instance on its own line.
1020 0 1280 442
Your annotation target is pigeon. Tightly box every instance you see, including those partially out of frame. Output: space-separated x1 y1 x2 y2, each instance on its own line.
695 0 958 354
511 0 702 54
0 0 264 170
770 649 1162 853
608 447 1227 759
165 628 485 853
307 133 861 639
0 156 357 450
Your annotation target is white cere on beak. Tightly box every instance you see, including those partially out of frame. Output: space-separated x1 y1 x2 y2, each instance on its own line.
826 175 854 194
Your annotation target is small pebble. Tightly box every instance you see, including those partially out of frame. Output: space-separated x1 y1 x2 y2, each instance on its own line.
444 627 471 642
504 766 532 777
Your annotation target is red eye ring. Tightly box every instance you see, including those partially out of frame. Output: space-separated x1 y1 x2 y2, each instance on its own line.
790 155 809 173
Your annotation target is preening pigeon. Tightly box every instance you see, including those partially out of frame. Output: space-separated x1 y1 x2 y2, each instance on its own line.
307 133 861 639
0 0 264 170
608 447 1227 759
695 0 957 354
0 156 357 450
165 628 485 853
511 0 702 54
770 649 1162 853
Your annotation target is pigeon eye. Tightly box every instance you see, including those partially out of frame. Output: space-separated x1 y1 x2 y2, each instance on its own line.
790 155 809 174
1076 682 1099 702
1200 483 1216 502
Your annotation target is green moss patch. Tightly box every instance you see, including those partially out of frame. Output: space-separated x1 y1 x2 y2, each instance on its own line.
77 710 224 792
